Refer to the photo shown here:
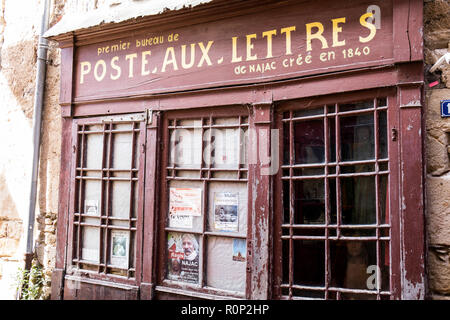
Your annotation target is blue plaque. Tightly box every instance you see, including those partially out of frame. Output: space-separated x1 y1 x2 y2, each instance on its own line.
441 100 450 118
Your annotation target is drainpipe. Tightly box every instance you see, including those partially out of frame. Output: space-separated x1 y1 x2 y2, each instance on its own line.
25 0 50 270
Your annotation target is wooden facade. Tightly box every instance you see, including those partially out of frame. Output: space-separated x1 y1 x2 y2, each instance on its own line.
49 0 426 300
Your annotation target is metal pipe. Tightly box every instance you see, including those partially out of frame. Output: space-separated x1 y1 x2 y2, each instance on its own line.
25 0 51 270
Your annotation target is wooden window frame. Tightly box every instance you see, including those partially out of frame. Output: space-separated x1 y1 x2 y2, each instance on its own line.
64 114 147 294
272 88 412 300
154 106 254 300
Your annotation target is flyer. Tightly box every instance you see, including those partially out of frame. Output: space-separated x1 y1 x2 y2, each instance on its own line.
167 233 199 284
214 192 239 232
110 230 129 269
232 239 247 262
169 213 193 229
84 200 99 215
169 188 202 216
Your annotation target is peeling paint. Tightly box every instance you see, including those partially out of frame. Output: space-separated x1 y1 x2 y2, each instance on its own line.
403 274 425 300
45 0 214 37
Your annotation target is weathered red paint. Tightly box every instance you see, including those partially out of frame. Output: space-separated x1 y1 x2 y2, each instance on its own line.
50 0 425 300
71 0 395 102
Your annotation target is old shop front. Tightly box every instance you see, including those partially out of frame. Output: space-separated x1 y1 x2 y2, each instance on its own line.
47 0 426 300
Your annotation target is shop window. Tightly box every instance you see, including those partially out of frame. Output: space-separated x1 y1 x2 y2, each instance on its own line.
158 112 249 298
69 115 145 280
278 97 390 300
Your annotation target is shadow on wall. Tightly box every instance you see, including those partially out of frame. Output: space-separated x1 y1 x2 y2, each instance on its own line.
0 172 22 260
1 40 38 121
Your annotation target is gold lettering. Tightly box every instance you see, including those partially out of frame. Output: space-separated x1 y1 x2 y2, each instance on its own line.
181 44 196 69
306 22 328 51
141 51 152 76
332 17 346 47
198 41 214 67
162 47 179 72
262 29 277 58
231 37 242 63
80 61 91 84
246 34 257 61
110 56 121 80
359 12 377 43
94 60 107 82
281 26 296 55
125 53 137 78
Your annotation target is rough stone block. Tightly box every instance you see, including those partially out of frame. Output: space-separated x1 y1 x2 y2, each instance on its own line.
426 176 450 245
425 89 450 131
0 222 7 238
428 248 450 295
0 238 20 258
426 133 449 174
424 0 450 50
6 221 22 240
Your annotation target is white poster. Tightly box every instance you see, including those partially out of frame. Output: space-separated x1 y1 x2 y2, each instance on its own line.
110 230 129 269
169 214 193 229
169 188 202 216
214 192 239 232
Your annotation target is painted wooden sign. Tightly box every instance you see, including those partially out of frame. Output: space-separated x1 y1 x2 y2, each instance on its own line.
74 0 393 101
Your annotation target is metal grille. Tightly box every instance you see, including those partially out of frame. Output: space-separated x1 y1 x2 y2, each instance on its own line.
280 98 391 300
71 117 144 279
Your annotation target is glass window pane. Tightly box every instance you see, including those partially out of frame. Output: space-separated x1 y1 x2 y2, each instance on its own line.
84 180 101 214
206 237 246 292
330 241 377 293
112 132 133 169
377 97 387 108
81 227 100 262
339 100 373 112
379 175 389 224
293 240 325 286
379 111 388 159
208 128 240 169
85 133 103 169
282 240 290 284
293 180 325 224
340 114 374 161
293 107 324 118
341 176 376 225
283 180 291 224
294 120 325 164
329 178 337 225
283 122 291 165
111 181 131 224
240 128 248 168
169 125 203 168
328 118 336 163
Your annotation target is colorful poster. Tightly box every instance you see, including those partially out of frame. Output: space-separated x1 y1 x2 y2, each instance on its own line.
169 188 202 216
110 230 129 269
167 233 199 284
214 192 239 232
232 239 247 262
84 200 99 215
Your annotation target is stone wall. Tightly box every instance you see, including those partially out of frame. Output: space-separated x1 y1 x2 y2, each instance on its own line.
424 0 450 300
0 0 138 300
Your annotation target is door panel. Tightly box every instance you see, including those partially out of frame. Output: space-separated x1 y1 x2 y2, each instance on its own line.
62 113 151 299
